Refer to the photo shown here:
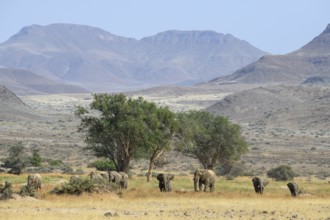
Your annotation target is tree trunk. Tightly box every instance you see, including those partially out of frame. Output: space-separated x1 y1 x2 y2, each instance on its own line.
122 156 131 173
146 160 154 182
146 150 163 182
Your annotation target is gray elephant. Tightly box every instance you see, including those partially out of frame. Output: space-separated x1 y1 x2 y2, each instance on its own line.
109 171 123 188
287 182 300 197
89 171 107 181
252 177 268 194
156 173 175 192
194 169 215 192
27 173 42 190
119 172 129 189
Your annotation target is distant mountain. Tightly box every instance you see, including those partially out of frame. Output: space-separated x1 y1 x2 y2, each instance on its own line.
0 24 267 92
0 67 88 95
211 24 330 84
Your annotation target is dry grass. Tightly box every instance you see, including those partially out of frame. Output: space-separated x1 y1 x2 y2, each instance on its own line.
0 174 329 219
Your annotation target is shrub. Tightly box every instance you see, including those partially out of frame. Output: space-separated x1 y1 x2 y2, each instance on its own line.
50 178 112 195
29 149 42 167
0 181 13 200
48 159 63 167
88 159 116 171
50 178 95 195
267 165 297 181
61 164 74 174
3 142 28 174
19 185 37 197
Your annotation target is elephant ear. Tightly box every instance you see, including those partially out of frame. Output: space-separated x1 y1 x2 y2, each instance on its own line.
169 174 175 180
156 174 163 181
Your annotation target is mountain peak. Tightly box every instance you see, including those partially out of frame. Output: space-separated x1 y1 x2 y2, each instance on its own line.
322 23 330 34
0 23 267 92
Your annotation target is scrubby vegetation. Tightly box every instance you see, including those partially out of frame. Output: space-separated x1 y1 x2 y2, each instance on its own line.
88 159 116 171
50 178 110 195
0 181 13 200
267 165 298 181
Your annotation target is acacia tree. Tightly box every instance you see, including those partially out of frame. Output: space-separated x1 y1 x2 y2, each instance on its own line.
176 110 248 170
75 93 176 174
3 142 27 175
143 106 177 182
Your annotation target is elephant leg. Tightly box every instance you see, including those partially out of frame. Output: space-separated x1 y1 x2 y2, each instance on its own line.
204 181 209 192
199 181 203 192
164 181 169 192
168 182 172 192
210 183 214 192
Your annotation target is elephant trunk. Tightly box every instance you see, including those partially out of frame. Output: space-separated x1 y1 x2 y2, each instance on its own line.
194 176 199 192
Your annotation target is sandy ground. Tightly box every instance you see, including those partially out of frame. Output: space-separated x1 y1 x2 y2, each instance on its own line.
0 193 329 220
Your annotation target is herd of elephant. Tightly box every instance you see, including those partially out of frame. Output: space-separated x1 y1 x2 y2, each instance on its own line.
158 169 300 197
88 170 129 189
25 169 300 197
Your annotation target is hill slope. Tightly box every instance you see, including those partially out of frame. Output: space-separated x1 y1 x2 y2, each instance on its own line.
207 85 330 132
0 24 267 92
0 86 43 120
0 67 88 95
211 24 330 84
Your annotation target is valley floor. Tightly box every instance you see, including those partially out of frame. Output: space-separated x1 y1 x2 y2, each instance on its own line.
0 175 329 220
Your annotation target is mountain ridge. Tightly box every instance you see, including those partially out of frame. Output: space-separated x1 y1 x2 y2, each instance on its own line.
211 23 330 84
0 23 267 92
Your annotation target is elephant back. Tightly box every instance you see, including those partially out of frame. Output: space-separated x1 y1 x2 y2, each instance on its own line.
27 173 42 189
109 171 122 184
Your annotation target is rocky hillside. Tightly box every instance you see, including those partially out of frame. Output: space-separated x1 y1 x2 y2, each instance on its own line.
207 85 330 133
0 67 88 95
0 24 267 92
0 86 43 120
211 24 330 84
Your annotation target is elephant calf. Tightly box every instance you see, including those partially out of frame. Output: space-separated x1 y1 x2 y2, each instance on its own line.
156 173 174 192
252 177 268 194
287 182 300 197
119 172 129 189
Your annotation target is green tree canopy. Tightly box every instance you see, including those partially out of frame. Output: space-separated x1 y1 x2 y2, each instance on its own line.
3 142 27 175
75 93 176 174
176 110 248 170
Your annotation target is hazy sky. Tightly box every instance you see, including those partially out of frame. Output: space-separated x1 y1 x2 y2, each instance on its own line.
1 0 329 54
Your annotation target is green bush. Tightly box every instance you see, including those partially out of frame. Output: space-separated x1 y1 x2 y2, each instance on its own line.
50 178 112 195
29 149 42 167
0 181 13 200
267 165 297 181
48 159 63 167
51 178 95 195
19 185 37 197
88 159 115 171
3 142 27 174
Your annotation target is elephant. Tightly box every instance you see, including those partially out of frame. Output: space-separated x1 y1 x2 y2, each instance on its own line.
156 173 175 192
193 169 216 192
89 171 105 181
252 177 268 194
119 172 129 189
89 171 110 181
109 171 123 188
27 173 42 190
287 182 300 197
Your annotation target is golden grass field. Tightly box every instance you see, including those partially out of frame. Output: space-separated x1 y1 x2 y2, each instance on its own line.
0 173 329 220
